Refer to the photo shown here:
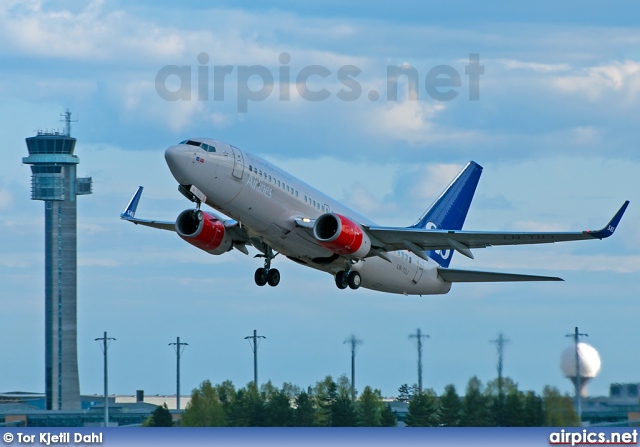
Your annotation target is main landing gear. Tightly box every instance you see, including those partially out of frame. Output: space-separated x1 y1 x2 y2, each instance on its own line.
254 246 280 287
335 263 361 290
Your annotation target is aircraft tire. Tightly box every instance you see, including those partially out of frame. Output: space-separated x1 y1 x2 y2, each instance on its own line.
254 268 267 286
267 269 280 287
335 271 348 289
347 271 361 290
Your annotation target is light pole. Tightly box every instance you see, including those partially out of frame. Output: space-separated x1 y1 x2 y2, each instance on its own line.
95 332 115 427
245 330 266 386
169 337 188 410
343 335 363 401
409 328 430 393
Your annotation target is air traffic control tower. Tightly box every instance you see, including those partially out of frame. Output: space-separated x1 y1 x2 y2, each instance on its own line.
22 111 92 410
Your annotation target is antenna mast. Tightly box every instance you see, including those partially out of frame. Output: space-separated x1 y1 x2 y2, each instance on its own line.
60 109 78 137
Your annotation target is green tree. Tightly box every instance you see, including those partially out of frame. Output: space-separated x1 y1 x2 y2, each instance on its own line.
523 391 545 426
439 384 461 427
147 404 173 427
543 386 580 426
266 386 294 426
244 382 267 426
503 389 525 426
227 382 267 426
293 389 316 426
460 376 493 426
332 388 358 426
181 380 226 427
357 386 384 427
397 384 417 403
380 404 398 427
405 389 440 427
314 376 338 426
215 380 236 423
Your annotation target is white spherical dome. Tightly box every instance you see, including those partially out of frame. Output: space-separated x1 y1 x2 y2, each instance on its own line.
560 342 601 378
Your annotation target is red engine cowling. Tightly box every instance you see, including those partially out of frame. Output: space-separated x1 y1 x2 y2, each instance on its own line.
313 213 371 258
175 209 233 255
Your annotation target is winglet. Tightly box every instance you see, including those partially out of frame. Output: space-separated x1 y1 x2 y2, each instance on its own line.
587 200 630 239
121 186 144 220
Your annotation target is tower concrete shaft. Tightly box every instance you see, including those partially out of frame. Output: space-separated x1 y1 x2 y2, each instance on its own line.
23 113 92 410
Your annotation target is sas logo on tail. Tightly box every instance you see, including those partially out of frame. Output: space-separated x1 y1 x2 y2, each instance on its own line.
195 156 205 164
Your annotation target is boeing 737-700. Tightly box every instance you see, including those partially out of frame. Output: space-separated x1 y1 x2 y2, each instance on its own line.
121 138 629 295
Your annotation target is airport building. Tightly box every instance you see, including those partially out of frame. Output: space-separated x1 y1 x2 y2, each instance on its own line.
22 112 92 410
0 392 185 427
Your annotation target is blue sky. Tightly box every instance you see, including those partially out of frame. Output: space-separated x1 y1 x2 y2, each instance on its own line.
0 0 639 400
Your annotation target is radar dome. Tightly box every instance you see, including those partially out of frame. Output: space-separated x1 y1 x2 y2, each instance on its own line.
560 342 601 378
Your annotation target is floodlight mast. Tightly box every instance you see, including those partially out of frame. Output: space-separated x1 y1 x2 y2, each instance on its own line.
343 335 363 401
169 337 188 410
245 330 266 386
409 328 430 393
490 333 510 397
95 332 115 427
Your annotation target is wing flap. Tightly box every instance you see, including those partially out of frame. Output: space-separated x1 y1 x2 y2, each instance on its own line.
438 268 563 283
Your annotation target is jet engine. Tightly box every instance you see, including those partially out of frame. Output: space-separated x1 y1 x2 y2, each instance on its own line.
175 209 233 255
313 213 371 258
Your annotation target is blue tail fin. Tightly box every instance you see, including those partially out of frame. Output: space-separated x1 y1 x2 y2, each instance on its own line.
410 161 483 267
121 186 144 219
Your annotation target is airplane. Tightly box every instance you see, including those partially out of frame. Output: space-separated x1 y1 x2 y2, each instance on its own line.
121 137 629 296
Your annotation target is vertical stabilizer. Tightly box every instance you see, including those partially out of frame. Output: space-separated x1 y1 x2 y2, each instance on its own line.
411 161 483 267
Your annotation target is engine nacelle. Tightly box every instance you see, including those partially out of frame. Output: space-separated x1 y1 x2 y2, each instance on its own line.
313 213 371 259
175 209 233 255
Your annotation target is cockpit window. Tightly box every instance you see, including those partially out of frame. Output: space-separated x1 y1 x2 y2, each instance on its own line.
182 140 216 152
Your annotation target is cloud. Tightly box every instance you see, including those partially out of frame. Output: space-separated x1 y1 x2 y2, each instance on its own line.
499 59 571 73
0 189 12 209
552 60 640 103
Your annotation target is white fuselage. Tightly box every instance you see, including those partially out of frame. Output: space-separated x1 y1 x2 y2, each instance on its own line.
166 139 452 295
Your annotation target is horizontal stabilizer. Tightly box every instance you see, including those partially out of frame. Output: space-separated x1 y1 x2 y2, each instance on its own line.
438 268 563 283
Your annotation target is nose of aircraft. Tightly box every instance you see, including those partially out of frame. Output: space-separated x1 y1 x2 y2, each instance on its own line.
165 144 190 184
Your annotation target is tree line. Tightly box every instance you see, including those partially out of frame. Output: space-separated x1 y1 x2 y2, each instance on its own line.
144 374 580 427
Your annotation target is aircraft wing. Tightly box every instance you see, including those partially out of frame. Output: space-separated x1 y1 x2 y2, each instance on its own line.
120 186 176 231
364 201 629 260
120 186 251 250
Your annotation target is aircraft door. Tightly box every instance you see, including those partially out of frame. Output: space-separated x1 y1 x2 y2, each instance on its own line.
230 146 244 180
412 259 424 284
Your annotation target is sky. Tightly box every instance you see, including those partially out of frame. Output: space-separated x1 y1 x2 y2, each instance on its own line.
0 0 639 401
